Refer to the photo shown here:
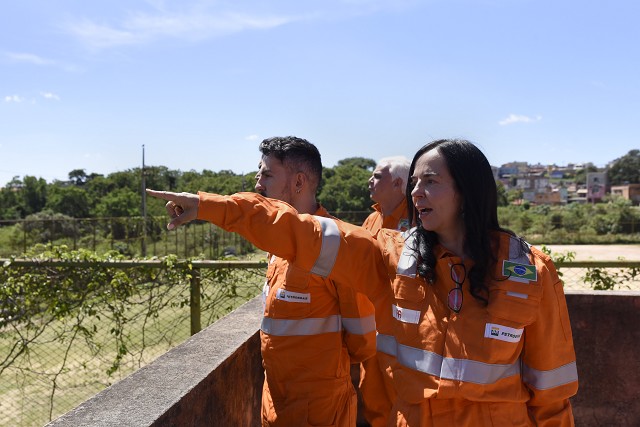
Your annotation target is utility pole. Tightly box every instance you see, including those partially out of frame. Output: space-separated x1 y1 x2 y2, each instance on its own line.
141 145 147 256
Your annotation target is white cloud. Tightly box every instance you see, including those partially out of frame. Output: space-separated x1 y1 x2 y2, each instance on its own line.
245 134 259 141
5 52 54 66
66 9 297 49
4 95 23 103
499 114 542 126
3 51 80 72
41 92 61 101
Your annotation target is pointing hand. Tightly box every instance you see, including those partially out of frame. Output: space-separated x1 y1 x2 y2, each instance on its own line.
146 189 199 230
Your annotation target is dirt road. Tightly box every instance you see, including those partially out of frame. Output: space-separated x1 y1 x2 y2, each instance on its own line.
541 244 640 261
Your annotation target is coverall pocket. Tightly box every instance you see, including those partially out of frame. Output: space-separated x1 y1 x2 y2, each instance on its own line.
392 276 426 339
270 264 312 318
487 281 542 326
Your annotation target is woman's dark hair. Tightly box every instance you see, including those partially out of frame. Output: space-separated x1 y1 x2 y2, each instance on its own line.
407 139 512 303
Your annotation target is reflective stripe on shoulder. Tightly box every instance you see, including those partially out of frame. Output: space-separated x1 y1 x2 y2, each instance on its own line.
397 228 418 277
506 235 536 283
310 216 340 277
377 333 520 385
523 361 578 390
508 235 532 265
342 314 376 335
261 314 342 336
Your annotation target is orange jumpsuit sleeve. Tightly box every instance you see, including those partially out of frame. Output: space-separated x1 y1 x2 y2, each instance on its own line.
336 287 377 363
197 192 323 271
196 190 389 327
523 249 578 426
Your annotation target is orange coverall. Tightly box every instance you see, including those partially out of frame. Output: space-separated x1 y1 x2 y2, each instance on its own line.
359 200 409 427
362 201 410 233
197 192 578 426
198 194 376 427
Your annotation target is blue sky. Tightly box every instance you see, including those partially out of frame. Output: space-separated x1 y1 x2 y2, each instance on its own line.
1 0 639 186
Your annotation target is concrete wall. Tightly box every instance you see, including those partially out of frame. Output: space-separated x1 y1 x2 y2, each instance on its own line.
568 291 640 426
47 291 640 427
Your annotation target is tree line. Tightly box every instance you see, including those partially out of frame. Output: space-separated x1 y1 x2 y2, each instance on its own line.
0 157 378 222
0 149 638 224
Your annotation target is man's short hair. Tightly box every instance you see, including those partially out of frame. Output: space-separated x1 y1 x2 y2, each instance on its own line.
259 136 323 192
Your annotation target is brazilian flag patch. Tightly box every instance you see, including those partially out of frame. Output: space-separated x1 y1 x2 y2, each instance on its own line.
502 261 537 281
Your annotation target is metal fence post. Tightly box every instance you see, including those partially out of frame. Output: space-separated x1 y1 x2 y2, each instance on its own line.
190 268 202 335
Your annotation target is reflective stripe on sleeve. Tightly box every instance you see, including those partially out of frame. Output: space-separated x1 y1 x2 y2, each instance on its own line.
523 361 578 390
376 333 521 385
310 216 340 277
377 333 397 356
342 314 376 335
261 314 342 336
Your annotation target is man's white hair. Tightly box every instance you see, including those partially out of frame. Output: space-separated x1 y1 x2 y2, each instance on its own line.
377 156 411 189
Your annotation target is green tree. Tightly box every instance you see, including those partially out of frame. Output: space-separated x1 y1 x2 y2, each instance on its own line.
92 188 140 218
46 185 90 218
68 169 88 186
20 176 48 216
496 181 508 206
608 149 640 185
0 177 23 220
319 157 374 221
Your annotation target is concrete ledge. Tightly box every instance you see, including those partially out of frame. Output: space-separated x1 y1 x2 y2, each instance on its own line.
46 296 264 427
566 291 640 427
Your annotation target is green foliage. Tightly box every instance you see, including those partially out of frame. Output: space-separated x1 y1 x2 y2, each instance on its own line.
319 157 374 218
18 210 79 244
582 263 640 290
496 181 508 206
46 185 90 218
498 203 640 244
92 188 140 218
608 149 640 185
21 175 48 215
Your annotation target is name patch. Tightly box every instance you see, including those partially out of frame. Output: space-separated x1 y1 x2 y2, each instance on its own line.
485 323 524 343
276 289 311 304
392 304 421 324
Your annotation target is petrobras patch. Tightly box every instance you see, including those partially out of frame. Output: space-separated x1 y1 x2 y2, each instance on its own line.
485 323 524 343
392 304 421 324
502 260 537 283
275 289 311 304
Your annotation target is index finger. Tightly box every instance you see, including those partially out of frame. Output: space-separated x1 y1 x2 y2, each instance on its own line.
146 189 179 201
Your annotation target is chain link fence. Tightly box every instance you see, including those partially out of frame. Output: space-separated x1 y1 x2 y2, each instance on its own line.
0 216 256 259
0 260 266 427
558 262 640 291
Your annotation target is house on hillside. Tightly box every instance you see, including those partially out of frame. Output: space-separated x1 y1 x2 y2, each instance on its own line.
611 184 640 205
586 172 607 203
